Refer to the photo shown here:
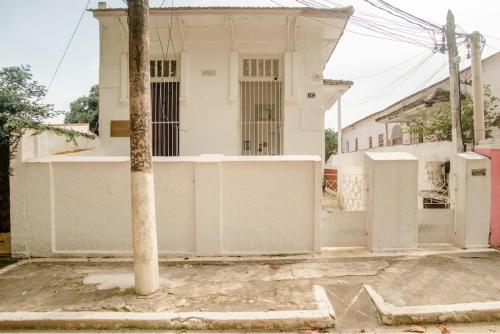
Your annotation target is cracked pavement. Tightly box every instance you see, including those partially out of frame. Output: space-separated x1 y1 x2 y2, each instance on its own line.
0 250 499 332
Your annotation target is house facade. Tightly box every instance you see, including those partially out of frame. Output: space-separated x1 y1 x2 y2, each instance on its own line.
93 5 353 161
9 5 356 258
339 52 500 155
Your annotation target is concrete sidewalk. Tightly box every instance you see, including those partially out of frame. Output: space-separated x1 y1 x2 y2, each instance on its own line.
0 249 500 332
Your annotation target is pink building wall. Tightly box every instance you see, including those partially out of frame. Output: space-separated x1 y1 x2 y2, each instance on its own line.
475 147 500 246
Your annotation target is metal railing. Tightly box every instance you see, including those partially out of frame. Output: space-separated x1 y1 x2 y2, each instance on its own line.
418 172 454 209
323 172 366 211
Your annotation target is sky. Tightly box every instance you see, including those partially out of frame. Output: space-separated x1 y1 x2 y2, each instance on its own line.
1 0 499 129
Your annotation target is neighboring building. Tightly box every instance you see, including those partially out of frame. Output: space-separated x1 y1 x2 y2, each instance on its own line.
340 52 500 154
92 4 353 161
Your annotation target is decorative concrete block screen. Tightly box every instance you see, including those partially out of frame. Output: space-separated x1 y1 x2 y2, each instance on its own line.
11 150 322 257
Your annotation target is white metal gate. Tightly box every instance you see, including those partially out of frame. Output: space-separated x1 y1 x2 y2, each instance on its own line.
150 59 179 157
240 57 283 156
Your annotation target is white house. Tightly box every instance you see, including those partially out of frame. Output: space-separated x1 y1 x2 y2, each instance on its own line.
9 4 356 258
93 4 353 161
339 52 500 155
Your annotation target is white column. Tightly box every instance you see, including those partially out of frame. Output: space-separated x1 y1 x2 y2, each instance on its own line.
455 152 491 248
385 123 389 146
120 53 129 103
229 51 238 103
365 152 418 251
194 159 223 255
180 51 189 104
337 95 342 154
471 31 486 144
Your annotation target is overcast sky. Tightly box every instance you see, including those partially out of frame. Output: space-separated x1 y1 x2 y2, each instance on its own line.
1 0 499 129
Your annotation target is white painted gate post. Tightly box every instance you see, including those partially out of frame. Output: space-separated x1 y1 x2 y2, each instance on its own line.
364 152 419 251
455 152 491 248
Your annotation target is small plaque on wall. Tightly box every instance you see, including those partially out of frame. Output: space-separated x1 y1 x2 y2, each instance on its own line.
110 120 130 137
472 168 486 176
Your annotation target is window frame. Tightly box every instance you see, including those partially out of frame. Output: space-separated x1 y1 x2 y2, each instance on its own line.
149 55 180 83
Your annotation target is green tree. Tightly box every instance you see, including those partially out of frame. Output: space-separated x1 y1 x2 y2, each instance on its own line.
0 65 91 232
408 85 499 144
64 84 99 135
325 128 338 161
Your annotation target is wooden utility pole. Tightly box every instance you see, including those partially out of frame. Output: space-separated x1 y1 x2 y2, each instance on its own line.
445 10 464 152
127 0 159 296
470 31 486 144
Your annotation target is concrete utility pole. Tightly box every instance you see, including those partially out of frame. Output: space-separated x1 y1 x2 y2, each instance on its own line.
127 0 160 296
445 10 464 153
470 31 486 144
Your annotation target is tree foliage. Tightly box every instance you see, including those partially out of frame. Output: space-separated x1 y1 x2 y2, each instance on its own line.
0 65 93 232
64 84 99 135
325 128 338 161
407 85 499 143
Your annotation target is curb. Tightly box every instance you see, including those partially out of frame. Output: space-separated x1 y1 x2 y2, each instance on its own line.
0 286 335 331
364 284 500 325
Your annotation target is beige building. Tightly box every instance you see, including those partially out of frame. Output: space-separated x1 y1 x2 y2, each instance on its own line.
339 52 500 155
93 5 353 161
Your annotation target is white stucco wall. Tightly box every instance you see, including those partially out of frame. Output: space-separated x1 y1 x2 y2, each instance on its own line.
321 208 455 248
342 119 395 153
19 131 101 160
418 209 455 244
95 10 348 160
11 137 323 257
328 141 455 173
321 210 366 248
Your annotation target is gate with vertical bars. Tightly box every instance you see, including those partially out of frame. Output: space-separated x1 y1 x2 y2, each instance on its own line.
150 58 180 157
240 57 283 156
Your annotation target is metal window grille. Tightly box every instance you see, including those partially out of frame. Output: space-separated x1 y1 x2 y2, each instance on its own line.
378 134 384 147
150 58 180 157
240 57 283 156
419 162 454 209
323 171 367 211
368 136 373 149
355 138 358 151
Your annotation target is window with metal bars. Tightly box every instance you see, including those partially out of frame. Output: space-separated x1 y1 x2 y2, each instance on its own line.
240 57 283 156
150 59 177 79
378 133 384 147
150 57 180 156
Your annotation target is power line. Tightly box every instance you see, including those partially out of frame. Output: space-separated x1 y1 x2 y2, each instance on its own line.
349 51 436 106
46 0 92 95
290 0 439 49
349 49 429 80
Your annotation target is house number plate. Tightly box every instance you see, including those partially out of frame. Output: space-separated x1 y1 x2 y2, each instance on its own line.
471 168 486 176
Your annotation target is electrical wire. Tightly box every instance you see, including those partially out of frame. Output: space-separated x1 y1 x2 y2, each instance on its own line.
46 0 92 95
290 0 440 49
349 51 436 106
349 49 429 80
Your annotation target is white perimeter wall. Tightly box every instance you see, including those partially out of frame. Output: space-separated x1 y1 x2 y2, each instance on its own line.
321 208 455 247
322 148 457 248
11 138 322 257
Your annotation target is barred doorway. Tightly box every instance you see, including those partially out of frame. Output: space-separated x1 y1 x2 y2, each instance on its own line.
240 57 283 156
150 58 179 156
